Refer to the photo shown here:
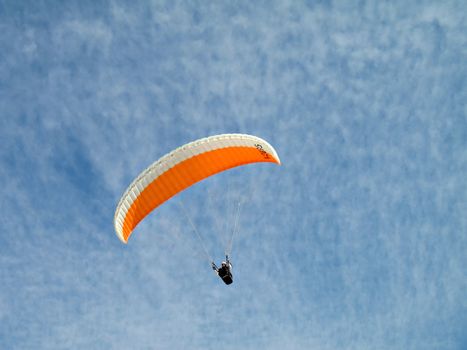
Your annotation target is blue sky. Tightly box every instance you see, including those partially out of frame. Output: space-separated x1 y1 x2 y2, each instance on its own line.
1 1 466 349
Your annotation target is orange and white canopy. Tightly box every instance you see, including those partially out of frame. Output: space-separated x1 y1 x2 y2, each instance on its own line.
114 134 281 243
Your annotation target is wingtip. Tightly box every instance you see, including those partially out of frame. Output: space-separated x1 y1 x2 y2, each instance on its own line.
116 231 129 244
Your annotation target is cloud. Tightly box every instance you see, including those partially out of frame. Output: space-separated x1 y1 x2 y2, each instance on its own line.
1 1 466 349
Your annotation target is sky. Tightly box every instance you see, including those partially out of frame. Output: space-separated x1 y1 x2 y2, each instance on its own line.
1 1 466 349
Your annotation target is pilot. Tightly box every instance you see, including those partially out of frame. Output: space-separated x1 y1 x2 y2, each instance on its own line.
212 257 233 285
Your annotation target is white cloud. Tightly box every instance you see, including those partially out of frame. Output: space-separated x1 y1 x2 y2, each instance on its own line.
1 1 466 349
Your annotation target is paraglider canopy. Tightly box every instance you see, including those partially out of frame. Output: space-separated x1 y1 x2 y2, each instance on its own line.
114 133 281 243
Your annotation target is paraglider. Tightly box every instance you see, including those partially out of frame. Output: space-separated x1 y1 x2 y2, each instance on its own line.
114 133 280 284
212 256 233 285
